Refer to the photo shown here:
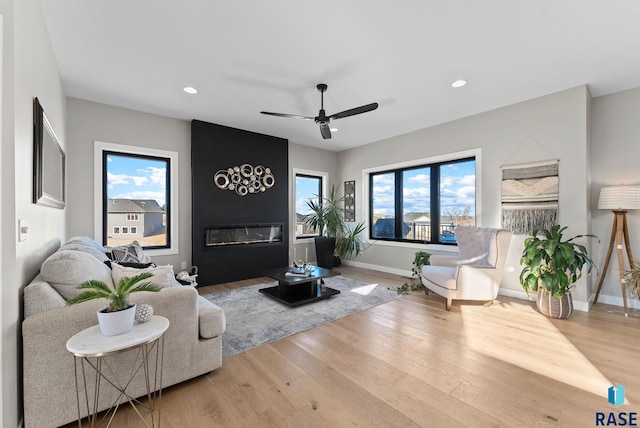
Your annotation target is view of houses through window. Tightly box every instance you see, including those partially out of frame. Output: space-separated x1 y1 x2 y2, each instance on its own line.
370 157 476 244
294 173 324 239
103 151 171 248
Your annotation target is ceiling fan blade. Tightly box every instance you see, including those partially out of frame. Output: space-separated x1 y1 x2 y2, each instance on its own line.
260 111 314 120
319 122 332 139
330 102 378 120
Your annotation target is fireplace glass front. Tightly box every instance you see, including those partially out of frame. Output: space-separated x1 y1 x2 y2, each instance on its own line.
204 224 283 247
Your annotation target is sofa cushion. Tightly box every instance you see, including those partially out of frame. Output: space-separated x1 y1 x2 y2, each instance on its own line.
197 296 226 339
111 262 178 289
41 250 115 300
60 239 109 262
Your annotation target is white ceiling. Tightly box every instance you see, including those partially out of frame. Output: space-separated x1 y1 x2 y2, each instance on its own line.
39 0 640 151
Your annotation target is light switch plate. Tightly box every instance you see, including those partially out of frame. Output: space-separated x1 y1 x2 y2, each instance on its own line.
18 219 28 242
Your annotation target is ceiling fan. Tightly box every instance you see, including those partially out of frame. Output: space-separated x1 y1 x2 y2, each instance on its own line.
260 83 378 139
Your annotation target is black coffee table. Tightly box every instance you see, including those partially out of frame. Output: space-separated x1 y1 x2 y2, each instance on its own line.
259 265 340 307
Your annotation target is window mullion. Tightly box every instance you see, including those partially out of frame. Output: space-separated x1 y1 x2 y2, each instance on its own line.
430 166 440 243
394 170 403 239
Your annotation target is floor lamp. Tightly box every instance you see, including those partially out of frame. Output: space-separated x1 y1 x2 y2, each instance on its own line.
594 185 640 316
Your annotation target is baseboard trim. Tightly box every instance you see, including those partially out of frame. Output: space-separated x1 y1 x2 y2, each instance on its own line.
595 293 640 310
340 260 411 278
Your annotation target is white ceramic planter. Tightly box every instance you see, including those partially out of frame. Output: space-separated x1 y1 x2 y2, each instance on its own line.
96 304 137 336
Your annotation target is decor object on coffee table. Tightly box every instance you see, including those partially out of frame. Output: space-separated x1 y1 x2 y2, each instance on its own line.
593 185 640 316
66 272 161 336
519 225 596 319
304 184 366 268
422 227 512 311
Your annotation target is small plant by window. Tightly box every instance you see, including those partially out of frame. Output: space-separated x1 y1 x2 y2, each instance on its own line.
396 251 431 293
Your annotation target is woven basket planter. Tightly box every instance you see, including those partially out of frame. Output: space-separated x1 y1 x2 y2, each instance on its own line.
536 288 573 319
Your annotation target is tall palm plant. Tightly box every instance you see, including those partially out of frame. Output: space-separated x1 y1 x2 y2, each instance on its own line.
304 184 367 261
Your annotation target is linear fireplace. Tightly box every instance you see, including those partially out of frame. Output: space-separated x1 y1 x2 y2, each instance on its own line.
204 224 283 247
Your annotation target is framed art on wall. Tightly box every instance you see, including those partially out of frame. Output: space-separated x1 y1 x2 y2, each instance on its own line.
344 180 355 222
33 97 66 209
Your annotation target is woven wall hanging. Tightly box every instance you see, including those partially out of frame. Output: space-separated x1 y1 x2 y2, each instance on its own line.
501 160 559 235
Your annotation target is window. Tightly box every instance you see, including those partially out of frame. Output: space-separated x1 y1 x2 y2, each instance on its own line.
95 141 179 255
369 156 476 244
294 170 327 239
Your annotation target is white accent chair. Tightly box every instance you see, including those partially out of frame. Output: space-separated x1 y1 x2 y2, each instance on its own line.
421 226 512 310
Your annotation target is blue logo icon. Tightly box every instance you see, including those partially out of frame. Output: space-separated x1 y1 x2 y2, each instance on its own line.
608 384 625 408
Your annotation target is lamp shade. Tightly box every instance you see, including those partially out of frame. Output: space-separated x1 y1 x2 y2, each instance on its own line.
598 185 640 210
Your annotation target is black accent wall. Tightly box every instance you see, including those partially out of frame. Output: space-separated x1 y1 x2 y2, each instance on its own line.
191 120 289 285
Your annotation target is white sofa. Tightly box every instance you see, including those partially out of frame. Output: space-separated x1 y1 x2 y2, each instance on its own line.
22 237 226 428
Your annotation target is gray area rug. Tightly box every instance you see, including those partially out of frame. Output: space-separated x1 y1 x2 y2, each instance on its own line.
202 276 400 359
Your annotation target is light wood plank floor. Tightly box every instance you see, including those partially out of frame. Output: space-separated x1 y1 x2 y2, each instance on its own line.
91 266 640 427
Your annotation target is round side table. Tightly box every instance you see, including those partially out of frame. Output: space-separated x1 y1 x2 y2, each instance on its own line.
66 315 170 427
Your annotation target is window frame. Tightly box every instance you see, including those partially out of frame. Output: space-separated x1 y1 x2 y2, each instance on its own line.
363 149 481 249
292 168 328 242
94 141 179 256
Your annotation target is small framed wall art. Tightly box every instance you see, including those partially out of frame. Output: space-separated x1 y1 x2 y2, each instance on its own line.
344 180 355 222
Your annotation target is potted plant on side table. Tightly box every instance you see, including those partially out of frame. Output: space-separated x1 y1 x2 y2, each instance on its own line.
66 272 161 336
519 225 597 319
305 184 367 268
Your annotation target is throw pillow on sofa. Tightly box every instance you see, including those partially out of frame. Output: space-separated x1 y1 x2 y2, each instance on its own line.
105 241 147 264
110 262 178 289
41 250 115 300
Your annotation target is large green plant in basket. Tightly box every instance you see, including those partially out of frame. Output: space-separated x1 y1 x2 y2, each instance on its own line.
519 225 596 318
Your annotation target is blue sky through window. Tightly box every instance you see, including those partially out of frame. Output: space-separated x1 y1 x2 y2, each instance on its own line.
372 160 476 216
106 154 168 207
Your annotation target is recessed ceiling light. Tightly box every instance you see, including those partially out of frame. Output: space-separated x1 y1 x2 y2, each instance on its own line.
451 79 467 88
330 127 338 132
183 86 198 94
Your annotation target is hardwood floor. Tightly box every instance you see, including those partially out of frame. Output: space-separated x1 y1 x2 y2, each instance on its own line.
102 266 640 427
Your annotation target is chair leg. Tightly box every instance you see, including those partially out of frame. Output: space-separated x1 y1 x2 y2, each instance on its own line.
445 298 452 311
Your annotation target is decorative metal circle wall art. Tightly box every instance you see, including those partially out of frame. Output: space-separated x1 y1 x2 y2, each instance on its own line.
213 163 275 196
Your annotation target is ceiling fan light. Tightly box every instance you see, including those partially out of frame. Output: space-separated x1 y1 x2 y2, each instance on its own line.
451 79 467 88
183 86 198 94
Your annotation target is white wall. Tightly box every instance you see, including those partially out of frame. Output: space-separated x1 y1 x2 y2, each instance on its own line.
288 141 339 263
337 86 592 306
1 0 67 426
591 87 640 309
66 98 192 268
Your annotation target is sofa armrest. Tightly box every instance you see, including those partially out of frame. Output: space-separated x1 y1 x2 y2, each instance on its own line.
197 296 226 339
24 275 67 318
